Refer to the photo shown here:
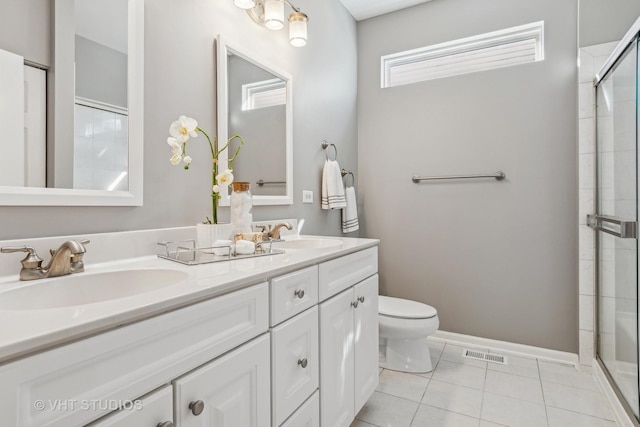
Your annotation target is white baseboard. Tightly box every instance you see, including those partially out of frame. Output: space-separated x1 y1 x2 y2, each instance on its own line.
430 330 579 367
593 359 637 427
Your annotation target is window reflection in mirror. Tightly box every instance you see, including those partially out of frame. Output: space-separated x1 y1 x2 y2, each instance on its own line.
227 53 287 196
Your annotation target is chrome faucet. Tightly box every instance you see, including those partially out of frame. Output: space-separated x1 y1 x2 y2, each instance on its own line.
260 222 293 240
1 240 90 281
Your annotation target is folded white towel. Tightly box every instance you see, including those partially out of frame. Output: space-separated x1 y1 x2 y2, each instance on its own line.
342 186 359 233
321 159 346 209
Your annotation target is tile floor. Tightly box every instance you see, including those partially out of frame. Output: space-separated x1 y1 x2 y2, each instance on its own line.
351 341 618 427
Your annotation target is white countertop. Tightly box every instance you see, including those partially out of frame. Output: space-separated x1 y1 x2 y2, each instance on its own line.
0 235 378 365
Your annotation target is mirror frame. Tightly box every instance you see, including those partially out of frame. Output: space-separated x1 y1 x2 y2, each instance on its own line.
0 0 144 206
216 35 293 206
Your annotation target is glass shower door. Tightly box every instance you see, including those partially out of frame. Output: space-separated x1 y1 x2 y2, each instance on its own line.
592 38 639 418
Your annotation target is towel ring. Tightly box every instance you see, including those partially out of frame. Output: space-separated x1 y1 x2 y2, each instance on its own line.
321 140 338 161
341 169 354 186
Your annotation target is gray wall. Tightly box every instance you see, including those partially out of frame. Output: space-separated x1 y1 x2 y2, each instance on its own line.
580 0 640 47
358 0 578 351
75 35 128 108
0 0 357 239
0 0 50 66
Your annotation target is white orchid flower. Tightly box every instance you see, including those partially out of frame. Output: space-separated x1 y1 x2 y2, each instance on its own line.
212 184 220 193
183 156 192 165
170 153 182 165
169 115 198 144
167 137 182 155
216 169 234 186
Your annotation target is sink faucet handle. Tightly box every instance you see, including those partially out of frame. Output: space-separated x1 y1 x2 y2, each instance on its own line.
1 246 43 269
79 239 90 246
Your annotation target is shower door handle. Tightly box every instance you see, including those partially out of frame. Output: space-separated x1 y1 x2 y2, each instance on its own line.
587 214 638 239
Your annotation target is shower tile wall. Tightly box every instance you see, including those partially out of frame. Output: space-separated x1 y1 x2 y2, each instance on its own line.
73 104 129 191
577 41 618 367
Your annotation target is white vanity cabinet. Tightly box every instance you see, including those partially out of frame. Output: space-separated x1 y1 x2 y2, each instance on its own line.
318 248 379 427
0 283 269 427
87 386 173 427
174 334 271 427
0 242 379 427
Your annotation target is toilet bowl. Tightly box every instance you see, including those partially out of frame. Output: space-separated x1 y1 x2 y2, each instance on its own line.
379 296 439 373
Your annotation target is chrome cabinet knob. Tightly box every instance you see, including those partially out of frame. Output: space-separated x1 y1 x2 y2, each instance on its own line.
351 301 359 308
294 289 305 299
298 358 308 368
358 296 365 303
189 400 205 416
157 422 174 427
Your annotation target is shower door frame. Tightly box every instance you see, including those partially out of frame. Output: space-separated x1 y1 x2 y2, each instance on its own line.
592 17 640 425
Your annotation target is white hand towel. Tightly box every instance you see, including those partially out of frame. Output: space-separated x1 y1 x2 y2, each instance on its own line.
321 159 346 209
342 186 359 233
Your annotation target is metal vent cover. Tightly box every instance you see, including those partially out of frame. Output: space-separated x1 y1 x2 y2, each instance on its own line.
463 349 508 365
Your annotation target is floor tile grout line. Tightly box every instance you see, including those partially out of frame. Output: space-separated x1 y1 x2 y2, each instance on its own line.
479 355 489 424
537 358 551 426
542 403 618 422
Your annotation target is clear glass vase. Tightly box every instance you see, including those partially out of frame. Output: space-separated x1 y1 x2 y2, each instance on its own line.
230 181 253 237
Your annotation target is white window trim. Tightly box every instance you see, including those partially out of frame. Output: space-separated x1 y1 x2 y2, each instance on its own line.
242 78 286 111
381 21 544 88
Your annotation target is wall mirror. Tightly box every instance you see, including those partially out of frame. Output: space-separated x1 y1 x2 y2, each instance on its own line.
0 0 143 206
216 35 293 206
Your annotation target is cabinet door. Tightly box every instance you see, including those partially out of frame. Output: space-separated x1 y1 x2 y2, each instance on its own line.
272 306 319 426
353 275 379 414
174 334 270 427
319 288 354 427
88 385 173 427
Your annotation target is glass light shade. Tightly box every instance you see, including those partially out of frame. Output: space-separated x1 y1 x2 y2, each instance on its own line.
264 0 284 30
234 0 256 9
288 12 308 47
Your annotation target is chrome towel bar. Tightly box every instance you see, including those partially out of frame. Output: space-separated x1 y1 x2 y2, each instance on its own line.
412 171 506 183
587 214 638 239
256 180 286 186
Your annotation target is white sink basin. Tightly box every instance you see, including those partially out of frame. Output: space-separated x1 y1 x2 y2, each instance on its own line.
273 237 343 250
0 269 189 310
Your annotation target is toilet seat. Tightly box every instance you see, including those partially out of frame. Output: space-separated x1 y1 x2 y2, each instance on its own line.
379 296 437 319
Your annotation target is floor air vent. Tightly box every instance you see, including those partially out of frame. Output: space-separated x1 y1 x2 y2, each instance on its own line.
463 349 508 365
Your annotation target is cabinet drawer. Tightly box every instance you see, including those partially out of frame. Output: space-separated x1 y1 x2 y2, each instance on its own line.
318 247 378 301
272 307 319 426
88 385 173 427
0 282 269 427
281 390 319 427
271 265 319 326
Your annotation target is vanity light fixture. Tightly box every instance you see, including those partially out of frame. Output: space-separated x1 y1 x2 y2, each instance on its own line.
236 0 309 47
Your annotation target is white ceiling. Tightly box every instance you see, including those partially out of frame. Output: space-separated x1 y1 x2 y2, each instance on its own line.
339 0 433 21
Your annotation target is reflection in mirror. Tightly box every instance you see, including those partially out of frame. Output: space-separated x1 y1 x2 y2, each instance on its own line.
228 54 286 197
217 35 293 206
0 0 143 206
73 0 129 191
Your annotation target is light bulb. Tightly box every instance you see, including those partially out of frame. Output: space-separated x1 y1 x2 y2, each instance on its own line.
233 0 256 9
264 0 284 30
288 12 308 47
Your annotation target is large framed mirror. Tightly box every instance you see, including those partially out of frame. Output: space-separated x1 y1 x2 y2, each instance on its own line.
0 0 144 206
216 35 293 206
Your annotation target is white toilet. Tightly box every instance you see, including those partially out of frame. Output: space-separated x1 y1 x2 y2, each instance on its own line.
378 296 439 373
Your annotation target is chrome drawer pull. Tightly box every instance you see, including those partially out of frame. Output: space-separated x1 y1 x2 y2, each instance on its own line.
358 296 365 303
189 400 205 416
294 289 305 299
351 301 359 308
298 358 308 368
